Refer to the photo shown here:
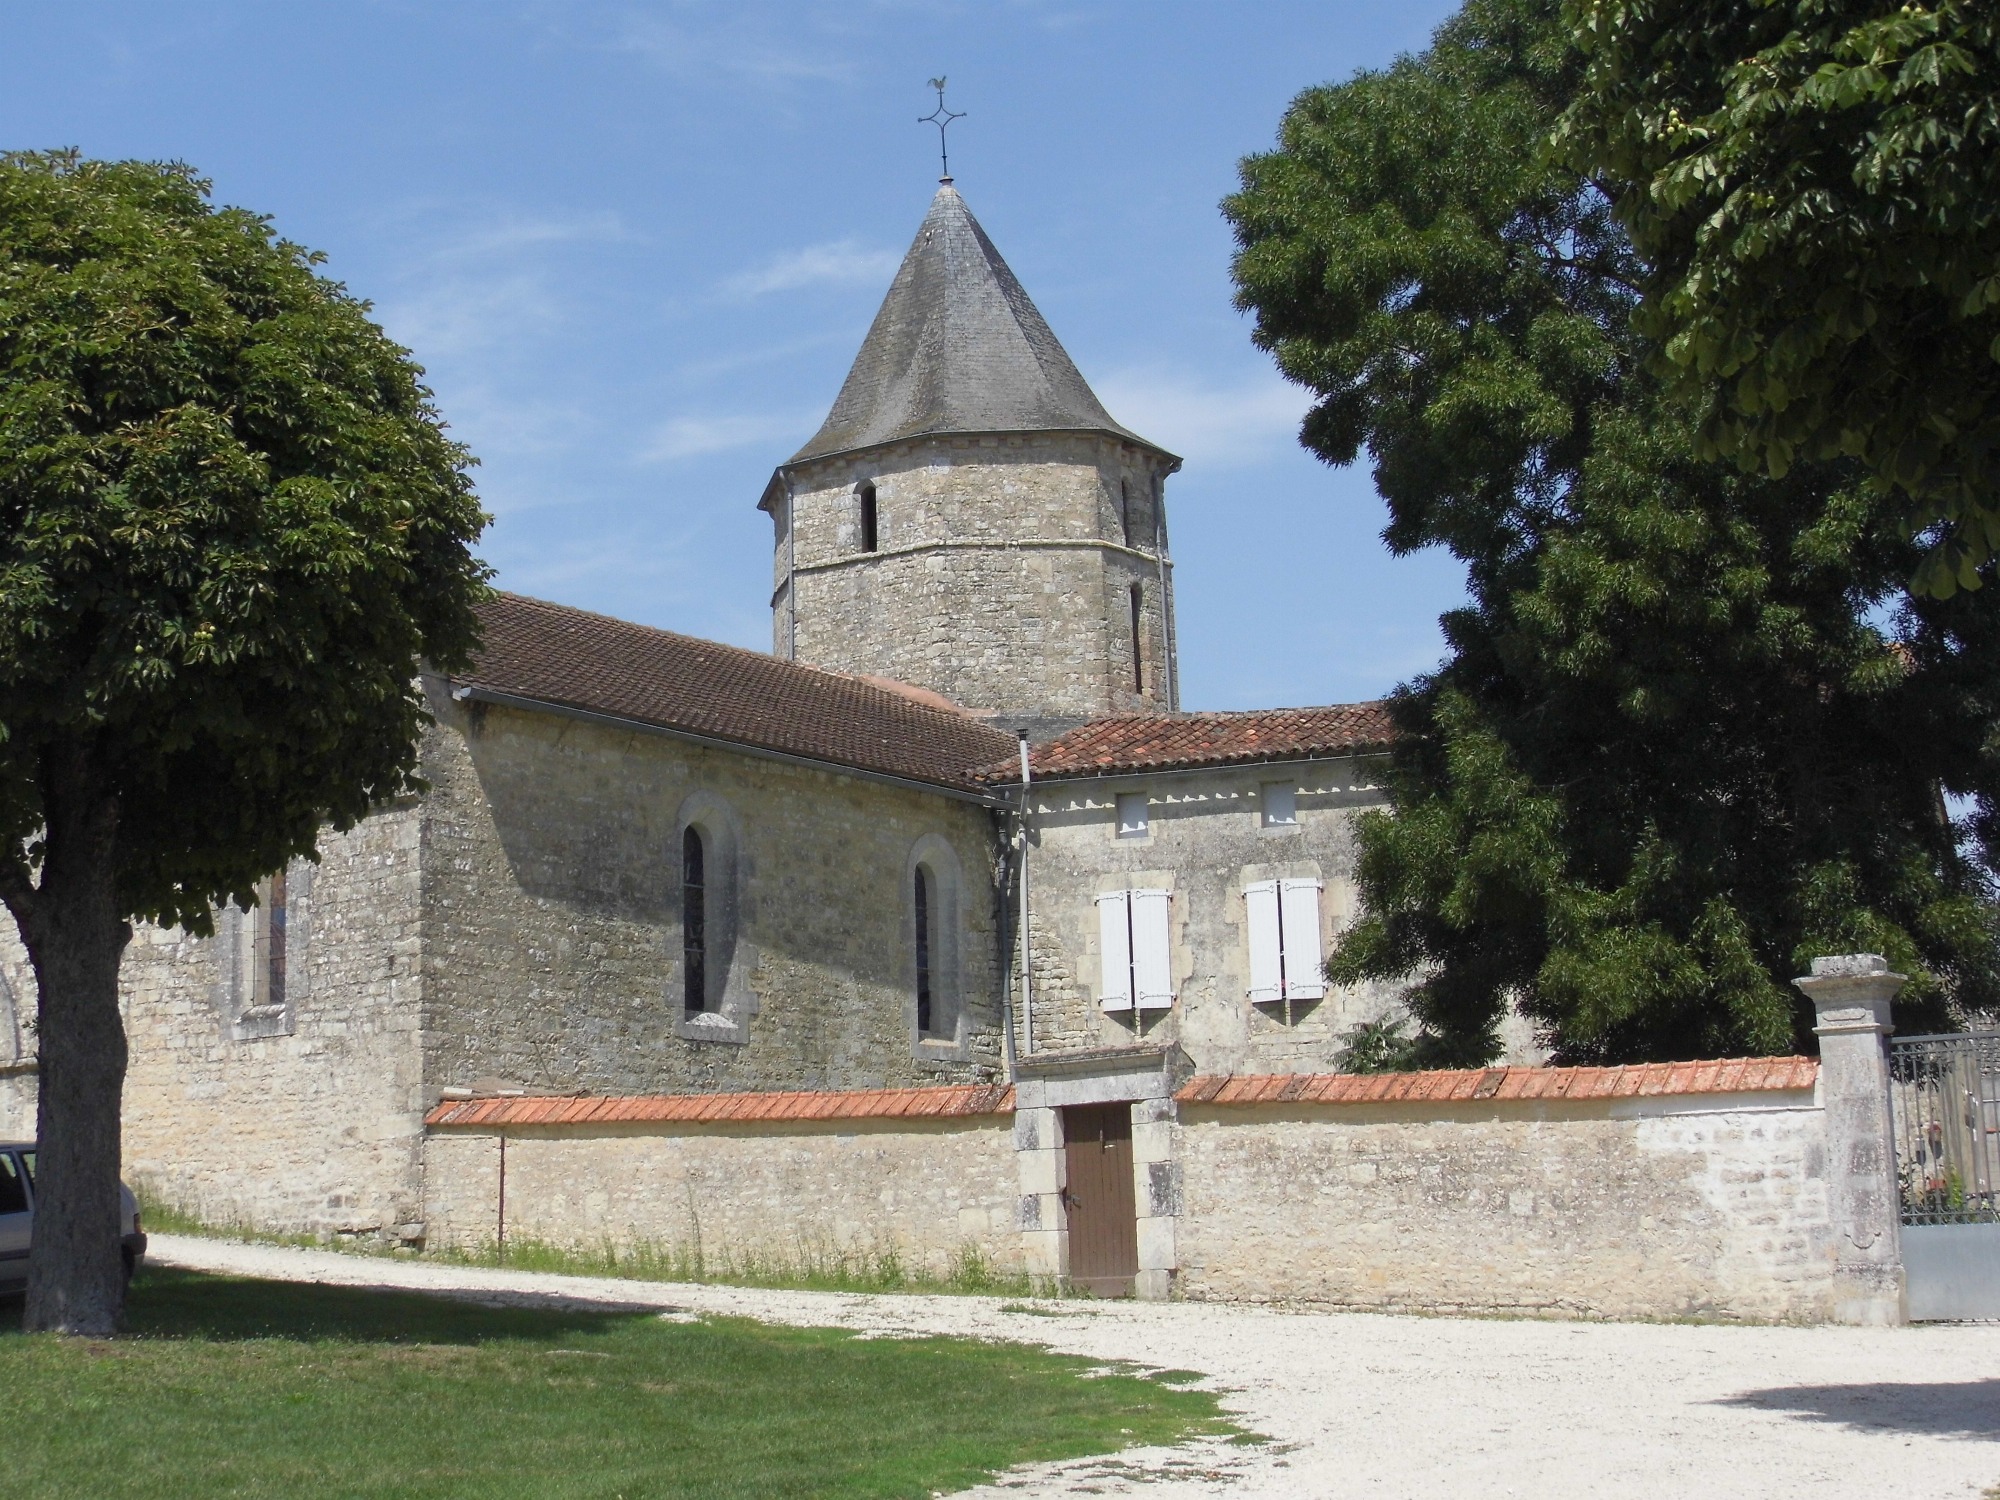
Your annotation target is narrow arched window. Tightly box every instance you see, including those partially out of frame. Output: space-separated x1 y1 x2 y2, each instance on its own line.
1129 583 1145 695
683 825 707 1014
256 868 288 1011
1118 479 1132 546
914 865 935 1036
858 482 878 552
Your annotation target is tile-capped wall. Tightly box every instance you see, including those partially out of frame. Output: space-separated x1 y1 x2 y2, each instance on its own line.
1173 1089 1836 1321
423 1114 1024 1277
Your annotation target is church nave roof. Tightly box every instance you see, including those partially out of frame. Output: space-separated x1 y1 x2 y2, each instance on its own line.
451 592 1017 796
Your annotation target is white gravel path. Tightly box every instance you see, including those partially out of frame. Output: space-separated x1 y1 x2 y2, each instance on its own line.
150 1233 1999 1499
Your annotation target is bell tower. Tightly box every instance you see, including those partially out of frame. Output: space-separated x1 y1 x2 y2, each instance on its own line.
760 181 1181 723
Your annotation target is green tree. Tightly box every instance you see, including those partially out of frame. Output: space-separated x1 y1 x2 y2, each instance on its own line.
1224 0 2000 1066
0 153 489 1333
1559 0 2000 596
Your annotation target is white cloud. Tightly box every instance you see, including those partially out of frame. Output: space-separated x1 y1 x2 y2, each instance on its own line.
638 410 816 463
719 239 901 300
594 11 855 86
371 210 628 362
1095 368 1313 469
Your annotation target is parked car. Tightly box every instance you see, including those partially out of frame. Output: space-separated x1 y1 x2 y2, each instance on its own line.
0 1142 147 1293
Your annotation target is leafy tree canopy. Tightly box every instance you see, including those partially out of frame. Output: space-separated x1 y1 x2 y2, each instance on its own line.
1559 0 2000 596
1225 0 2000 1065
0 151 489 1332
0 151 488 928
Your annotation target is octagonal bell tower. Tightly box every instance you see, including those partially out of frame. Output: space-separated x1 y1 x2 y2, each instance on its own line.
760 180 1181 725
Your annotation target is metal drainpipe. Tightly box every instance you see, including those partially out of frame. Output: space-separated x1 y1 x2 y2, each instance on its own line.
784 475 798 660
1154 472 1177 710
1018 733 1034 1057
495 1132 508 1264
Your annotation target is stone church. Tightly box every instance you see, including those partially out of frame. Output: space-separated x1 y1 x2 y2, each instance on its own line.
2 183 1849 1318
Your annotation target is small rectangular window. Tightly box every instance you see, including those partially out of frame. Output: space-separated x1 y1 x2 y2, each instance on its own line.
1261 783 1298 828
1115 792 1149 839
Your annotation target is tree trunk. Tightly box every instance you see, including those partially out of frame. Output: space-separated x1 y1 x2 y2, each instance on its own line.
15 744 130 1335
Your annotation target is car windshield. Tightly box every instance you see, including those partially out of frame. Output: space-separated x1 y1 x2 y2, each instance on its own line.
0 1154 25 1216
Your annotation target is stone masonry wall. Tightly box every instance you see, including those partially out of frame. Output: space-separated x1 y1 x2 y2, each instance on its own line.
112 805 424 1237
0 917 36 1139
1018 759 1413 1073
775 432 1177 717
1175 1091 1835 1320
420 688 1008 1098
423 1117 1022 1277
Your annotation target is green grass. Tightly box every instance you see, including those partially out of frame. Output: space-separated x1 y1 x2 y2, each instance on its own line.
139 1194 1070 1299
0 1267 1231 1499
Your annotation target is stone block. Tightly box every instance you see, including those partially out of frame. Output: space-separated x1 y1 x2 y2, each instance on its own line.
1132 1120 1174 1164
1016 1148 1063 1198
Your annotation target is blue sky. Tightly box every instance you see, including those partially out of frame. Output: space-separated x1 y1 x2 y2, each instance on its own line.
0 0 1467 710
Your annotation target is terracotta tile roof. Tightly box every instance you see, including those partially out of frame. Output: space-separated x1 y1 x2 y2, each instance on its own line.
456 593 1017 795
425 1083 1015 1129
1176 1057 1818 1107
975 703 1396 783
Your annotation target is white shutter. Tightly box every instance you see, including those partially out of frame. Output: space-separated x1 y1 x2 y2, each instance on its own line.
1279 878 1325 999
1243 880 1283 1003
1096 891 1134 1012
1129 888 1174 1009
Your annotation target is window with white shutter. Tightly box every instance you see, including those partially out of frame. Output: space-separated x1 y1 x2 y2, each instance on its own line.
1096 888 1174 1012
1244 880 1284 1003
1279 879 1325 999
1243 877 1325 1012
1129 889 1174 1008
1096 891 1134 1012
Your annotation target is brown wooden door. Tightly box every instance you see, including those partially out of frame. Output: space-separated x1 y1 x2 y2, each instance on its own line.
1062 1103 1138 1297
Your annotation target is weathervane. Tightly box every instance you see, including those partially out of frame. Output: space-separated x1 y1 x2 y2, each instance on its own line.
920 77 965 182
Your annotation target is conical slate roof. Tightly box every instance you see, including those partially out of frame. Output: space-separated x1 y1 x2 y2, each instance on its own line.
788 183 1168 464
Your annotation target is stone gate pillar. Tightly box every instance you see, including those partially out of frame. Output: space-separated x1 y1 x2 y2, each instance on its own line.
1794 953 1908 1326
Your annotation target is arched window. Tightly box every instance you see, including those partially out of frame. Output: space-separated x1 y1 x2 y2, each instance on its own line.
682 825 707 1014
858 481 879 552
1129 583 1145 695
914 865 935 1036
1118 479 1132 546
907 835 963 1048
254 868 288 1012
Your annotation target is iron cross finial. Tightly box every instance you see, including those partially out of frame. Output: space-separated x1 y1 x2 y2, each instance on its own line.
920 77 965 183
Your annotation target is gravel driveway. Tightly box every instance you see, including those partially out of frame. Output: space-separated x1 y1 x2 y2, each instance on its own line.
150 1233 1999 1499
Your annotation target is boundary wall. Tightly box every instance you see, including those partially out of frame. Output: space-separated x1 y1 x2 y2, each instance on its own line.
1172 1061 1831 1320
423 1086 1023 1279
420 1059 1855 1321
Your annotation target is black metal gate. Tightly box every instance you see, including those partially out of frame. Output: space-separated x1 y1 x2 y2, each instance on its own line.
1889 1031 2000 1320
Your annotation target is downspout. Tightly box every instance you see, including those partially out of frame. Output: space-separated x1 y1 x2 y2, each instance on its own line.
784 473 798 660
1154 472 1178 710
1018 733 1034 1058
997 808 1018 1080
495 1132 508 1264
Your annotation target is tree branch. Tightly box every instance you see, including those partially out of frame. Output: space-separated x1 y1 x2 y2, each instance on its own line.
0 848 39 944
